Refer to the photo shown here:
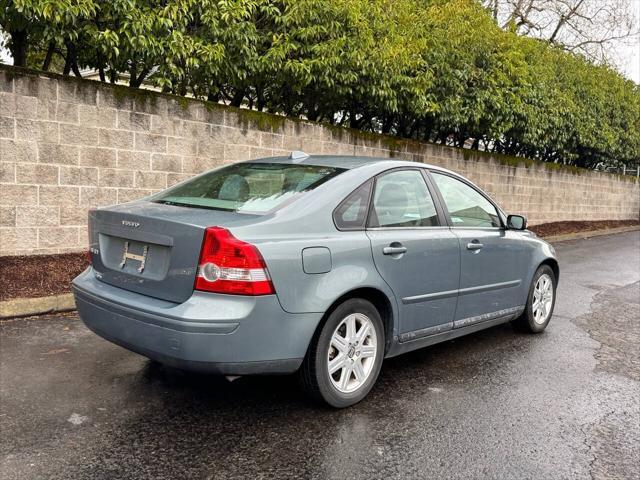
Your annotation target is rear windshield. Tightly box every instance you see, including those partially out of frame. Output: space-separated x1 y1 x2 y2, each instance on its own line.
153 162 345 214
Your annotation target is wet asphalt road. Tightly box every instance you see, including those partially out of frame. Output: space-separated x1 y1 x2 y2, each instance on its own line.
1 232 639 480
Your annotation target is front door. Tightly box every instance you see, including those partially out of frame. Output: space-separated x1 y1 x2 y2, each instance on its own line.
429 171 529 327
366 169 460 341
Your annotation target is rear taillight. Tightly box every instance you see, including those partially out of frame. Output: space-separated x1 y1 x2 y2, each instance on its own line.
195 227 275 296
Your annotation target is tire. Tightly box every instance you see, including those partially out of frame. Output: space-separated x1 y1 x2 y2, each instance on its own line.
299 298 385 408
512 264 557 333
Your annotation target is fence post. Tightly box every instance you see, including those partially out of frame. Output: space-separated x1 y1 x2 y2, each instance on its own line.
622 165 626 176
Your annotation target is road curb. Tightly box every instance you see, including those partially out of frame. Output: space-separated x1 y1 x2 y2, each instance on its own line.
0 226 637 319
0 294 75 319
542 225 639 244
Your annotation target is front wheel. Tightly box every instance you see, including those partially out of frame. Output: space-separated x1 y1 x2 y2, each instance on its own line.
512 265 557 333
299 298 384 408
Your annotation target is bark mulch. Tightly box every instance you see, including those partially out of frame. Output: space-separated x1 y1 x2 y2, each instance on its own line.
527 219 639 237
0 253 88 302
0 219 638 302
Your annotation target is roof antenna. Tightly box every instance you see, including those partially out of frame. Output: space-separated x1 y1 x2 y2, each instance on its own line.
289 150 309 163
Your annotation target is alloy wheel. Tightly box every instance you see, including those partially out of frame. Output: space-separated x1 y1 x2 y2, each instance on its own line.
532 273 554 324
327 313 378 393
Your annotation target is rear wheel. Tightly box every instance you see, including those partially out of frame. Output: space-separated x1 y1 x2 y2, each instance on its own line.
512 265 557 333
299 298 384 408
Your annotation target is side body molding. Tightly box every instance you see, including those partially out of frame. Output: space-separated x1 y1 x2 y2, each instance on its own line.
401 279 522 304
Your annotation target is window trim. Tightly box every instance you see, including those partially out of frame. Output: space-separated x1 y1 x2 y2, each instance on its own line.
419 168 450 225
332 178 375 231
426 169 506 230
364 167 446 230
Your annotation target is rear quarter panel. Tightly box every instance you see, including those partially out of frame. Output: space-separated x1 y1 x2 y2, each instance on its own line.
253 231 397 316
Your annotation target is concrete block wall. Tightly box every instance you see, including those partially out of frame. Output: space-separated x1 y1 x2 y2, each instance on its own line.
1 66 638 256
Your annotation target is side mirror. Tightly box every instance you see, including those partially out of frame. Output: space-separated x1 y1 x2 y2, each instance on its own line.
507 214 527 230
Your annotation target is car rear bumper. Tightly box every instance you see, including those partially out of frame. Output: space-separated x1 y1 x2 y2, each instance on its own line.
72 268 323 374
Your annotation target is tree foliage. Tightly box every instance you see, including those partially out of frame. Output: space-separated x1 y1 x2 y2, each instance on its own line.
1 0 639 167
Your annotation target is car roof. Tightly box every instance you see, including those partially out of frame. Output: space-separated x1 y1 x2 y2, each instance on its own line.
246 153 451 173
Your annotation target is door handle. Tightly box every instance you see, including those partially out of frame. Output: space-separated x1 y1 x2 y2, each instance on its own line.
466 241 484 250
383 245 407 255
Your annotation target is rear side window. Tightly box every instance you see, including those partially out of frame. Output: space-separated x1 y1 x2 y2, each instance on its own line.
369 170 439 228
431 172 500 227
154 163 344 214
333 180 372 230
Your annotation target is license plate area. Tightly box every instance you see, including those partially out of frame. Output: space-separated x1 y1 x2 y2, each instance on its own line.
99 234 170 281
120 241 148 273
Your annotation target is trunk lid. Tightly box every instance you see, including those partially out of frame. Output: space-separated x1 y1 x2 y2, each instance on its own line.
89 201 261 303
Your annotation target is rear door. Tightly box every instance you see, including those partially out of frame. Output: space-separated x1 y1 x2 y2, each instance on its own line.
428 171 529 326
366 169 460 341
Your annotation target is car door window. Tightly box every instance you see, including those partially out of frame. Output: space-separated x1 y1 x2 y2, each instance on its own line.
369 170 439 228
334 180 372 230
431 172 500 228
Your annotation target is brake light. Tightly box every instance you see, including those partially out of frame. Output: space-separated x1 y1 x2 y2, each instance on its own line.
195 227 275 295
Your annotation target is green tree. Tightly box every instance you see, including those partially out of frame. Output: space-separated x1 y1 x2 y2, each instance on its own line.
1 0 638 167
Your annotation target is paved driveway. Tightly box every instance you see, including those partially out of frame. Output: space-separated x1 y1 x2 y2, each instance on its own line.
1 232 639 479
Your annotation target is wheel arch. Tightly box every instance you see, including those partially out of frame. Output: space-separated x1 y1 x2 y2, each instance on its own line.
309 287 396 356
539 257 560 284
